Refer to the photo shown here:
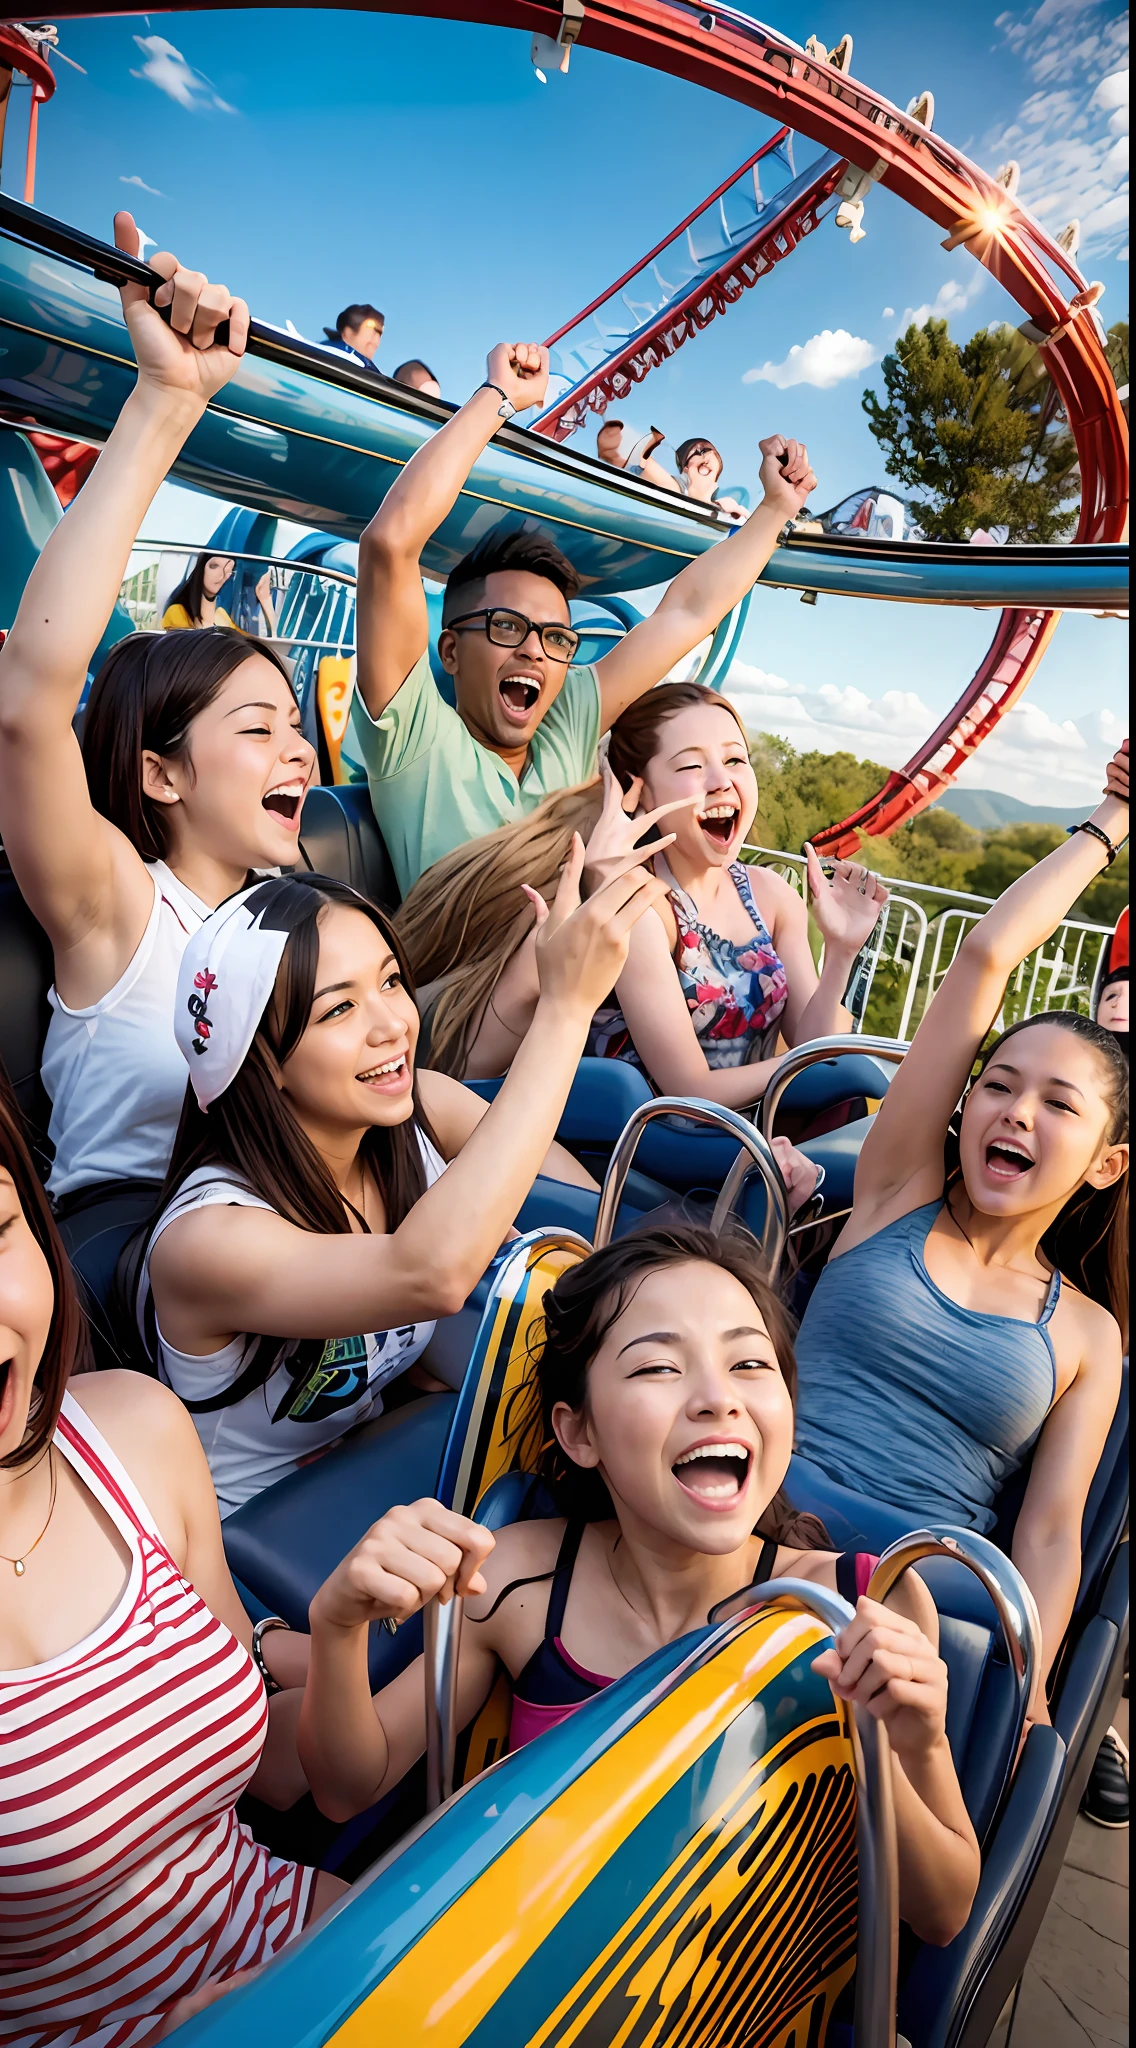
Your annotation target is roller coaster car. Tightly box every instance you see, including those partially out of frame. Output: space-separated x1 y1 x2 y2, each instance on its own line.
209 1222 1084 2048
224 1076 1124 2047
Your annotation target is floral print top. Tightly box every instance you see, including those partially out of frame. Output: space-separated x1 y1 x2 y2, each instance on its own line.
587 859 789 1076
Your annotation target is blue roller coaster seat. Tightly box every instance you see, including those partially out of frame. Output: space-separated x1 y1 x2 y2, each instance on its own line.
222 1392 458 1690
296 783 401 910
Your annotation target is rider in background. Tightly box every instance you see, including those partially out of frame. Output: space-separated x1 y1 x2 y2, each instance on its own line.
298 1223 980 1947
322 300 385 369
637 434 748 521
793 742 1129 1696
397 686 886 1100
162 549 277 636
350 337 814 896
0 215 314 1211
393 358 442 398
138 853 661 1514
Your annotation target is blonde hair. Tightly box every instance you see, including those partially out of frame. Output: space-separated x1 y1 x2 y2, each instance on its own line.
395 779 604 1075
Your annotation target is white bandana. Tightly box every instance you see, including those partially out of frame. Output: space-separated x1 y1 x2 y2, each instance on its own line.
174 882 292 1109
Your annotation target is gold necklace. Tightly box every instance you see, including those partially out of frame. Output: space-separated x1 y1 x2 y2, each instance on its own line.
0 1447 57 1578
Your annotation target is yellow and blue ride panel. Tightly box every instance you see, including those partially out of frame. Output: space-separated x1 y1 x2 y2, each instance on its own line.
189 1602 857 2048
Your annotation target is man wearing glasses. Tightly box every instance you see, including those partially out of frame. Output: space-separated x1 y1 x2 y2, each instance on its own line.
351 341 815 896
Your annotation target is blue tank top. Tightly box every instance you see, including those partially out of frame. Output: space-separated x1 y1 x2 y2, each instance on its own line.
793 1202 1058 1532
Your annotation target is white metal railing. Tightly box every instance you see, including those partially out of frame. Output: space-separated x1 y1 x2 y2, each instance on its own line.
746 845 1112 1042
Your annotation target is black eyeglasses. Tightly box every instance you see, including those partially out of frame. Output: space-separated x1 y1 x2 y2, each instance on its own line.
447 608 580 665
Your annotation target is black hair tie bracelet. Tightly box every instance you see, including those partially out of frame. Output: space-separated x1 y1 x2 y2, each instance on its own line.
1068 820 1127 866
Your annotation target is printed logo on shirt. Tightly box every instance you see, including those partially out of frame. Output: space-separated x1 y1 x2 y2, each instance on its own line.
274 1332 371 1424
187 969 218 1057
271 1326 421 1425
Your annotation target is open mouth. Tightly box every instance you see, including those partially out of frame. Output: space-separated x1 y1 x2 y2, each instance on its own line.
0 1358 13 1437
356 1055 410 1092
697 804 740 850
672 1441 751 1506
262 781 305 826
499 675 542 720
985 1141 1034 1181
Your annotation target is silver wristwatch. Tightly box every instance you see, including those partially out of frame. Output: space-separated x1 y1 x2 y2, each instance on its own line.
480 381 516 420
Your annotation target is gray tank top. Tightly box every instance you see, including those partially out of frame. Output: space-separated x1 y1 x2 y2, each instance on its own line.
793 1201 1058 1532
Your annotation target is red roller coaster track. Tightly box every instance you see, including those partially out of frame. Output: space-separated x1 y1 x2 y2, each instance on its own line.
533 130 847 443
10 0 1128 851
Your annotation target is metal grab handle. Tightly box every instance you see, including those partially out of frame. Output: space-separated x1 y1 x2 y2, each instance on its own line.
593 1096 789 1276
760 1033 907 1142
709 1577 898 2048
423 1594 465 1812
866 1526 1042 1819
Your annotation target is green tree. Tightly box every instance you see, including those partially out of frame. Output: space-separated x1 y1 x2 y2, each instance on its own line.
749 735 891 852
862 318 1079 541
1105 320 1128 394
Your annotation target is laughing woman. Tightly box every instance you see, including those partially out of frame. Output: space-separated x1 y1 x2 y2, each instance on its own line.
0 216 313 1210
139 854 662 1514
299 1223 980 1947
793 742 1130 1690
398 682 888 1100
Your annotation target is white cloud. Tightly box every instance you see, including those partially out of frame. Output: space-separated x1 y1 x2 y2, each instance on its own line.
130 35 236 113
120 174 163 197
742 328 877 391
983 8 1129 255
899 270 988 332
722 660 1120 806
882 306 896 319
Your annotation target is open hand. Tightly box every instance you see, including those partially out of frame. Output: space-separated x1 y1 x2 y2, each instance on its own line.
580 762 697 896
114 213 249 403
311 1500 495 1634
812 1595 949 1763
529 832 669 1013
805 845 888 955
485 341 550 414
758 435 816 518
1103 737 1128 806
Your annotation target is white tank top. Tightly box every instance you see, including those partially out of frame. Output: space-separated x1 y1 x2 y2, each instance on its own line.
139 1136 447 1517
42 862 210 1199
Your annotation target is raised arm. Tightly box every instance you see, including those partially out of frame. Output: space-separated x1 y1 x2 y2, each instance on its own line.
149 852 667 1340
593 435 816 732
852 743 1129 1224
0 214 248 968
355 342 551 719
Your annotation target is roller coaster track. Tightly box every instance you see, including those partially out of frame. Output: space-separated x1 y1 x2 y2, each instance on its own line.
3 0 1129 850
533 131 846 443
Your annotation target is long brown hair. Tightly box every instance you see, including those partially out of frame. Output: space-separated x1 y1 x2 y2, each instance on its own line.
395 780 604 1075
949 1010 1129 1347
0 1067 91 1471
504 1221 830 1547
131 875 440 1394
83 627 295 862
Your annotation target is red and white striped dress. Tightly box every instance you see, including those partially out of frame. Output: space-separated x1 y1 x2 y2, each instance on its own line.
0 1391 314 2047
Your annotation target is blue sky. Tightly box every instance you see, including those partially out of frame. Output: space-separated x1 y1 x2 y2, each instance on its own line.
5 1 1129 803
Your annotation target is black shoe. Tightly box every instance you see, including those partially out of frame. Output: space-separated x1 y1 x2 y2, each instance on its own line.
1081 1728 1129 1829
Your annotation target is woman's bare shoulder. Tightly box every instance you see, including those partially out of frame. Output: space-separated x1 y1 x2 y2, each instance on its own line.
744 863 807 931
67 1368 204 1468
465 1516 567 1621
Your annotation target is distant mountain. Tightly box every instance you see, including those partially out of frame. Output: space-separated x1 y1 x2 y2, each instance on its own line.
934 790 1085 832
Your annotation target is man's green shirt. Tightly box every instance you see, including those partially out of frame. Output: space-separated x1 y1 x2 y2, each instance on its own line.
350 651 602 897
